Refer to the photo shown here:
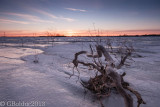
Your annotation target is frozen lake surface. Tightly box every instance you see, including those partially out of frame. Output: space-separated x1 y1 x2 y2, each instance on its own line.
0 37 160 107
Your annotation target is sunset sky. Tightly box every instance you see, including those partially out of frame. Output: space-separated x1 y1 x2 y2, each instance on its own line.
0 0 160 36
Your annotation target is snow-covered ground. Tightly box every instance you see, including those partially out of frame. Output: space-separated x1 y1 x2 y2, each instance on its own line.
0 37 160 107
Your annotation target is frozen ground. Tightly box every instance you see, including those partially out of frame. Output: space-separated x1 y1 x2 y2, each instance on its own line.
0 37 160 107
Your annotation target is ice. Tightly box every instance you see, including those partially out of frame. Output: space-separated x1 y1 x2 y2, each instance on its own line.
0 37 160 107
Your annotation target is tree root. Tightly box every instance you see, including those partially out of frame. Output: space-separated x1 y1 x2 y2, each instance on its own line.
124 86 146 107
72 44 145 107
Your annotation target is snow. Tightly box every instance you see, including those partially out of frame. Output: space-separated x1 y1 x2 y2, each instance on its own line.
0 37 160 107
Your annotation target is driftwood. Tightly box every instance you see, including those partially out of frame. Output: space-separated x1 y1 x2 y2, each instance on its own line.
72 44 145 107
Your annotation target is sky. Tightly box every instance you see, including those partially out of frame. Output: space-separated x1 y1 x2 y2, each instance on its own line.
0 0 160 36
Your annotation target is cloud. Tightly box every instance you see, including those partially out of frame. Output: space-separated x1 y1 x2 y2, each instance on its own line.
59 17 75 22
65 8 87 12
0 30 46 37
0 18 29 24
32 9 58 19
4 12 54 23
32 9 75 22
2 9 76 23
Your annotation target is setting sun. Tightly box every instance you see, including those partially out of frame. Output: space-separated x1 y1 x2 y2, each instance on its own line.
66 30 76 36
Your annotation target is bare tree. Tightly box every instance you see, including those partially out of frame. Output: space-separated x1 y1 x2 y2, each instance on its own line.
1 32 6 46
71 40 146 107
46 32 56 47
20 37 24 47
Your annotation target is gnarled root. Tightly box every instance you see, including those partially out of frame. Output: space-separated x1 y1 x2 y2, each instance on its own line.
72 45 145 107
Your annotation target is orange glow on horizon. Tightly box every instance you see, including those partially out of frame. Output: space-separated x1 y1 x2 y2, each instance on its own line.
66 30 77 36
0 29 160 37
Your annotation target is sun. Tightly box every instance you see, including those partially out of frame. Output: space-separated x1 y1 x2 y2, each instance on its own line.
66 30 76 36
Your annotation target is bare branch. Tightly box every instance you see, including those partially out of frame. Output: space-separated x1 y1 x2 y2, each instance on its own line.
96 45 115 66
77 60 101 72
116 47 133 69
107 68 133 107
72 51 87 67
124 86 146 107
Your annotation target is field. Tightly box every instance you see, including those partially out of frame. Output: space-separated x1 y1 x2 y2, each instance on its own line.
0 36 160 107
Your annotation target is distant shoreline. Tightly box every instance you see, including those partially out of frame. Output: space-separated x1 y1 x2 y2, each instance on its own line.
0 34 160 37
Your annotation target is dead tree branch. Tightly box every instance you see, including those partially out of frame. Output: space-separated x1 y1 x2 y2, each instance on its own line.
71 44 145 107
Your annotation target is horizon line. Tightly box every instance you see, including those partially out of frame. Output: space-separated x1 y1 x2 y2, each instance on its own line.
1 34 160 37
